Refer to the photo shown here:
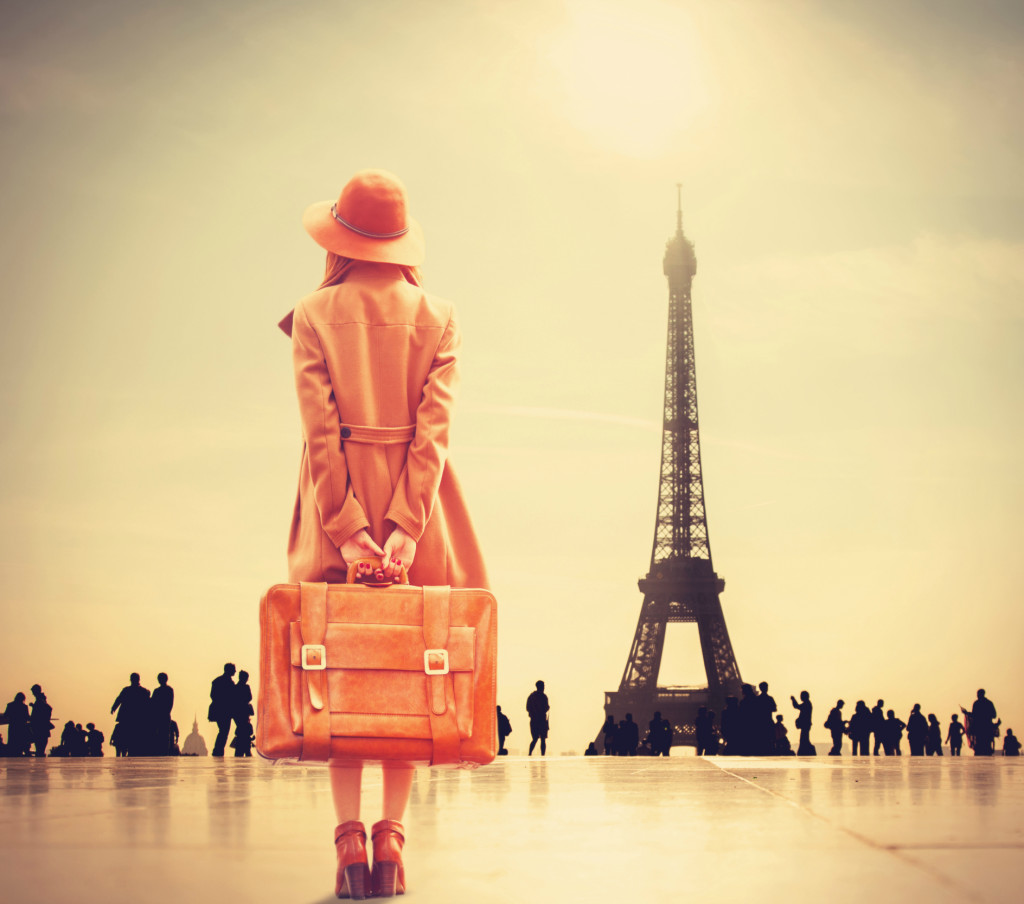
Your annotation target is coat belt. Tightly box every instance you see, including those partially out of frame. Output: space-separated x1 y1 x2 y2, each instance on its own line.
340 423 416 444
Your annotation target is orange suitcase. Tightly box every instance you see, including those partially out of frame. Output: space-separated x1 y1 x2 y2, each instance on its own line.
256 563 497 767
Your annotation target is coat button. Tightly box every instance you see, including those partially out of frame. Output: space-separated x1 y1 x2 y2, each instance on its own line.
341 427 351 438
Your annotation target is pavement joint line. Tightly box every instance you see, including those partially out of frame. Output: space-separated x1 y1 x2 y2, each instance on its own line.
706 760 987 904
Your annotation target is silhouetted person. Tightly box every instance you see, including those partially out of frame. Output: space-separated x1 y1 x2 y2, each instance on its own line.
695 706 715 756
970 689 998 756
526 680 549 756
86 722 105 757
496 706 512 755
29 685 53 757
584 742 599 756
234 670 253 752
720 697 739 755
737 684 759 756
1003 729 1021 757
618 713 639 756
870 699 886 756
57 721 77 757
791 691 814 756
825 699 846 756
884 710 906 756
757 682 777 755
649 711 672 756
3 692 31 756
209 663 237 757
168 719 180 755
774 715 795 755
601 714 617 756
926 714 943 756
945 714 964 756
907 704 927 756
110 672 150 756
150 672 174 755
849 701 871 756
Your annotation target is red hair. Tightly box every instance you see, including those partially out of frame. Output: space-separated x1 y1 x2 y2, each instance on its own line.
319 252 422 289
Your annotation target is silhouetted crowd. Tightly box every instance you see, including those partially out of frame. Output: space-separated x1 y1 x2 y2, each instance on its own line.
595 684 1018 758
2 663 255 758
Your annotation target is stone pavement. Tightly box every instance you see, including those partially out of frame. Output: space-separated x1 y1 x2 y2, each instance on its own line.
0 755 1021 904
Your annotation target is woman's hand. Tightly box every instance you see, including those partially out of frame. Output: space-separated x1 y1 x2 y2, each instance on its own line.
382 525 416 579
339 528 385 568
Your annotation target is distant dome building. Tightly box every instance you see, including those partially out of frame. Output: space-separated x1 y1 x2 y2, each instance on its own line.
181 715 209 756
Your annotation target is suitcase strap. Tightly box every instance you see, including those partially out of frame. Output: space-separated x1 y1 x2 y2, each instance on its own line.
423 585 460 766
299 581 331 761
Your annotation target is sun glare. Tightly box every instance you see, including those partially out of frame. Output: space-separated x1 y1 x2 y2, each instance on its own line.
544 0 708 158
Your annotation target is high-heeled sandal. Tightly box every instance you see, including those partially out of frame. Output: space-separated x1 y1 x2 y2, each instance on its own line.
370 818 406 897
334 821 370 900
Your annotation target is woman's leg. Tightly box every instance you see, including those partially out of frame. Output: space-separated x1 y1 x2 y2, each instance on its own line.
382 764 415 821
330 763 364 823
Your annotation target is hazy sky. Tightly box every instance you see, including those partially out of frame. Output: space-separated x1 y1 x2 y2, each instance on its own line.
1 0 1022 754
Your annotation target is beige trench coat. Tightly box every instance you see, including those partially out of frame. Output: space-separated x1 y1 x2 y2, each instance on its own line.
286 262 488 590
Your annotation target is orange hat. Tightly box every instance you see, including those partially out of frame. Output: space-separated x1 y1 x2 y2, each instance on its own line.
302 169 424 266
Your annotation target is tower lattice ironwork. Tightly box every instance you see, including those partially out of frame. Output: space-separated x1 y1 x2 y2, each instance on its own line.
601 188 742 750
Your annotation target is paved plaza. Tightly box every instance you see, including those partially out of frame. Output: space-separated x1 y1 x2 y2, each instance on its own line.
1 755 1021 903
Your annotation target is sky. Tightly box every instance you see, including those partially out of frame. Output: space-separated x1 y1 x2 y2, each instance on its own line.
1 0 1022 756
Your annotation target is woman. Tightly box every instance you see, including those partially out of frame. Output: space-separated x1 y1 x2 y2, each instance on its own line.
281 169 488 899
848 700 871 756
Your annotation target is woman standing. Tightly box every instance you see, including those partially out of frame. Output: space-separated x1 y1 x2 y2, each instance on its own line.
282 170 488 899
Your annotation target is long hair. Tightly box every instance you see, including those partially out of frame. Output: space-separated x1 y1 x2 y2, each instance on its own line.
319 251 422 289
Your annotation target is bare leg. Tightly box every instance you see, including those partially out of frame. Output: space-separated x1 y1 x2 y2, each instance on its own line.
330 762 364 824
382 765 415 821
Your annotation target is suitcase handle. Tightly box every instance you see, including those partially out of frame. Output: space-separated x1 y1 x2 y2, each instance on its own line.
346 557 410 586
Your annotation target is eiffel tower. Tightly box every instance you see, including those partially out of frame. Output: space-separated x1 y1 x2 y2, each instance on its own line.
601 188 743 750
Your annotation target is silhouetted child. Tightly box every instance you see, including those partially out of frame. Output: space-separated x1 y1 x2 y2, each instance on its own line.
946 714 965 756
584 742 598 756
774 715 794 755
496 706 512 755
231 721 254 757
1003 729 1021 757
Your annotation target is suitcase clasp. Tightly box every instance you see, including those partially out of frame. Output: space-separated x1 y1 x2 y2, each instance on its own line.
424 649 450 676
301 644 327 670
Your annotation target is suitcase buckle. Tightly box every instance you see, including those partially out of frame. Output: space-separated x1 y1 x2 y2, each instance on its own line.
301 644 327 670
424 649 449 675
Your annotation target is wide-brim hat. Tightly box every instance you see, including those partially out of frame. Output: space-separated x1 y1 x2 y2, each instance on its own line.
303 169 424 266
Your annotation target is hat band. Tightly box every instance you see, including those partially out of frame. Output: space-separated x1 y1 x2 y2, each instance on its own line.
331 203 409 239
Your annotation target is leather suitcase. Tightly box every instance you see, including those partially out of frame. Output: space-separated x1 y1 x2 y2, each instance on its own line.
256 568 497 767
